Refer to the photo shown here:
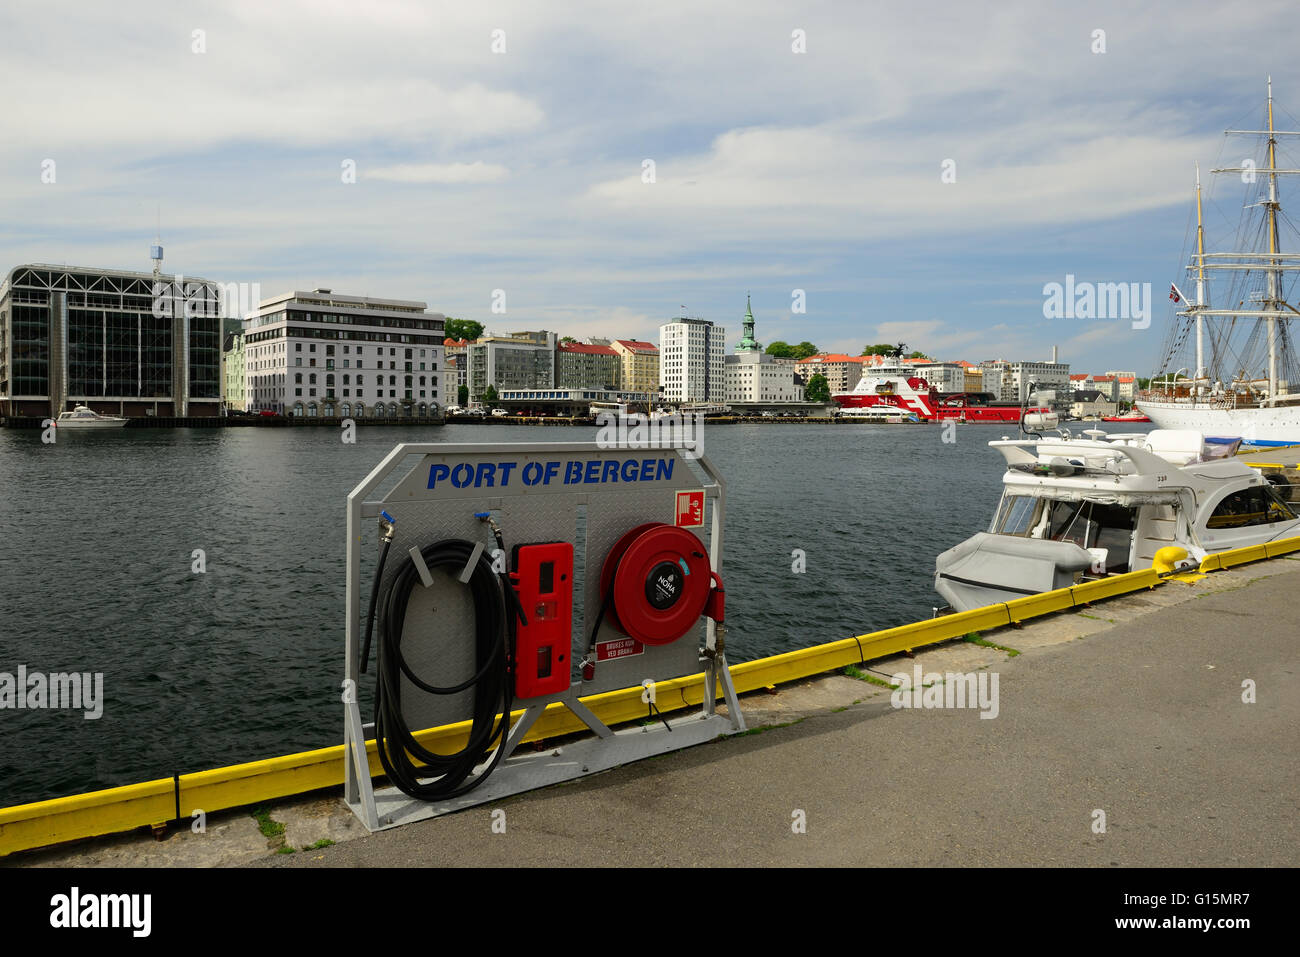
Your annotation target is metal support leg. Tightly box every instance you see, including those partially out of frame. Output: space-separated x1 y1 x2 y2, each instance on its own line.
703 655 717 717
565 696 614 738
502 703 548 756
345 699 380 830
715 650 746 732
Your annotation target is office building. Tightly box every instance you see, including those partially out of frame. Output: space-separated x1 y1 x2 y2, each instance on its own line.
242 289 444 417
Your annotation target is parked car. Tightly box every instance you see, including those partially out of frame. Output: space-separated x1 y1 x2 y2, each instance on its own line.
491 408 510 417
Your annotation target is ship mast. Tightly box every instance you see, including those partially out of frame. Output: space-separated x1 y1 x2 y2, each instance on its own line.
1195 162 1206 393
1267 76 1281 397
1181 78 1300 404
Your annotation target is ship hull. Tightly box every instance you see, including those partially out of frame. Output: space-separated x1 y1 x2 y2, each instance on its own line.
834 393 932 416
1141 400 1300 446
930 406 1028 423
833 392 1026 422
55 419 128 429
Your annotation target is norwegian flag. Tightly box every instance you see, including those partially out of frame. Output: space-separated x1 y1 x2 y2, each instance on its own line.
1169 284 1181 304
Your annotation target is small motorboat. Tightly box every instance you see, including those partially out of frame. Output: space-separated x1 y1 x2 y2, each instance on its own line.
935 428 1300 611
55 405 129 428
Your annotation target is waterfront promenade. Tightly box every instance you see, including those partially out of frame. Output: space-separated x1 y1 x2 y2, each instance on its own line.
15 557 1298 868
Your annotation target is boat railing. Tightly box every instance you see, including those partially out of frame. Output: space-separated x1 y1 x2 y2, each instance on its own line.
1139 386 1194 402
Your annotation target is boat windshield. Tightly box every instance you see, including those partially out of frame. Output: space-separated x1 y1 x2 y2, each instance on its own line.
992 494 1137 572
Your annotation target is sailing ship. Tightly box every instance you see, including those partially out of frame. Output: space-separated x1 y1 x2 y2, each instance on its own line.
1141 79 1300 445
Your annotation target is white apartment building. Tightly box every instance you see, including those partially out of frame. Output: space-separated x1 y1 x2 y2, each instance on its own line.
242 289 445 417
660 318 725 404
724 352 804 403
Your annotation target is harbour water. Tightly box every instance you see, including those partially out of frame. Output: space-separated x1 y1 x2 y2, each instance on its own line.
0 421 1153 808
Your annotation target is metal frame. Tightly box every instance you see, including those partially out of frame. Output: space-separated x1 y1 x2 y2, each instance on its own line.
343 441 744 831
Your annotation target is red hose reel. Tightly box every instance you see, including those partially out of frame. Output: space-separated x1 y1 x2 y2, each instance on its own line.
597 522 724 646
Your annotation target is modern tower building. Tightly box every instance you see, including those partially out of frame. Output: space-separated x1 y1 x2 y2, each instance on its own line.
659 315 725 404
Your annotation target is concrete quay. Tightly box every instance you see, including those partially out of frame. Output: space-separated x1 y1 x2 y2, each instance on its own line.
11 558 1299 868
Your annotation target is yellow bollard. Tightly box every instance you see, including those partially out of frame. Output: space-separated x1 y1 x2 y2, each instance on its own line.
1152 546 1189 575
1153 545 1206 582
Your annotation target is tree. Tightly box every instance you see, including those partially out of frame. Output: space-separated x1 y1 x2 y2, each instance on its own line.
766 341 795 358
1136 377 1151 390
804 373 831 402
482 385 499 405
792 341 818 359
560 335 576 344
445 318 484 342
458 384 469 406
862 343 931 360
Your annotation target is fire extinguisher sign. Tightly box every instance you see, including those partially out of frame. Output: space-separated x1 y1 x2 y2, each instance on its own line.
675 489 705 527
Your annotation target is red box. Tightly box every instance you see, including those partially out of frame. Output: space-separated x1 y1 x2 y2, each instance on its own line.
510 542 574 698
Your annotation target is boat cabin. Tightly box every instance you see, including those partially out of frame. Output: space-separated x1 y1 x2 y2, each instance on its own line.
935 429 1300 611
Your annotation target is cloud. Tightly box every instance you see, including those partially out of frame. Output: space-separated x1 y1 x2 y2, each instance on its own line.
366 162 510 184
2 0 1298 376
582 121 1201 242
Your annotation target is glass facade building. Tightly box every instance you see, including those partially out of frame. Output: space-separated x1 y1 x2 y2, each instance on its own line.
0 264 223 418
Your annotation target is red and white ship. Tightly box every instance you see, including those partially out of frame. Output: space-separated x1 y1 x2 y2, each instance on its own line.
833 352 1046 423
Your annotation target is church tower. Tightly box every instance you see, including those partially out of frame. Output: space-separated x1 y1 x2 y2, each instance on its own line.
737 294 759 352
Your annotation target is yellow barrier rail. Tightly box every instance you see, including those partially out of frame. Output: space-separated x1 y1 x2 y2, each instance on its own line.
0 778 175 860
5 535 1299 858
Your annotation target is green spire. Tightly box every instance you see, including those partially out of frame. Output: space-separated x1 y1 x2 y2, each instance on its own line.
738 293 758 352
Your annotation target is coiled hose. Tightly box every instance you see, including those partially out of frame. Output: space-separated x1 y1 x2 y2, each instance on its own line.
366 538 518 800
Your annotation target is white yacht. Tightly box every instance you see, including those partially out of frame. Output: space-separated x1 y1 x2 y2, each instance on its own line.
55 405 129 428
935 429 1300 611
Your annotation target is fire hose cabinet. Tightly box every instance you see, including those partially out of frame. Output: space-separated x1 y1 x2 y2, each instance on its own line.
510 542 574 699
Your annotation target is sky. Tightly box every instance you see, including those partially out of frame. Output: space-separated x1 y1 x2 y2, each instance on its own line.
4 0 1300 374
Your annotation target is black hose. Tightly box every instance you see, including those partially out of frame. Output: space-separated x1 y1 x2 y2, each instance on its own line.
359 537 391 674
372 538 515 800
